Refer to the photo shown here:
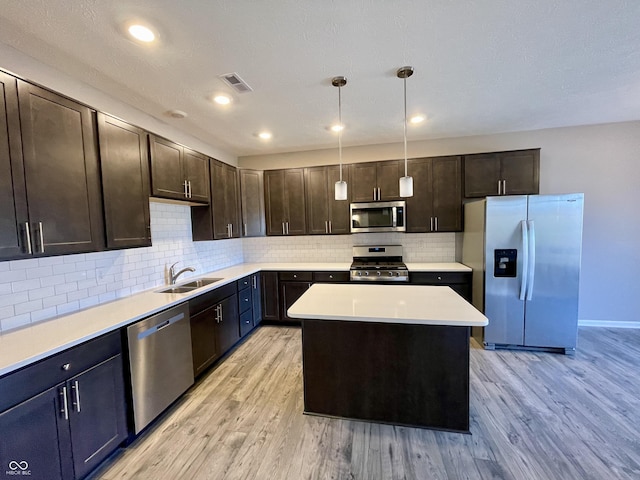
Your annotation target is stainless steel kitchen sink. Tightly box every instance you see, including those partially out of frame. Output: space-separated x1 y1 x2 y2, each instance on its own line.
155 278 223 294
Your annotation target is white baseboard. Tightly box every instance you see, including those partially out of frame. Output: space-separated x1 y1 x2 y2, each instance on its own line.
579 320 640 328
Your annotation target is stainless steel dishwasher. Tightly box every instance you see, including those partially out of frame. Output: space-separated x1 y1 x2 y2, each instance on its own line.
127 302 194 434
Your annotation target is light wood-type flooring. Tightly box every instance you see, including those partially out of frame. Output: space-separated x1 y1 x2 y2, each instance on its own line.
91 326 640 480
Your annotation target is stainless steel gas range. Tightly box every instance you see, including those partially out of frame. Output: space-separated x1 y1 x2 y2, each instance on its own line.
350 245 409 282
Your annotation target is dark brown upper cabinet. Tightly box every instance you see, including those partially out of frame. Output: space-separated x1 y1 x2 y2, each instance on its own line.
239 169 266 237
305 165 350 234
0 71 29 260
264 168 306 236
464 149 540 198
149 135 209 203
350 160 402 202
16 79 104 257
191 159 240 241
406 156 462 233
97 113 151 249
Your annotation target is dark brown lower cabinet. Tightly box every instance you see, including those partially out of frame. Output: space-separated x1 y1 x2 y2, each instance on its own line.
409 271 472 303
0 332 127 480
261 272 280 321
279 272 313 322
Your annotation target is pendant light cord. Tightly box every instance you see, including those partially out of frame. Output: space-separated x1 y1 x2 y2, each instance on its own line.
403 77 408 177
338 84 343 182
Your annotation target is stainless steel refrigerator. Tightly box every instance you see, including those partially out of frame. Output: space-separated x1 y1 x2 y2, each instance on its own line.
462 194 584 354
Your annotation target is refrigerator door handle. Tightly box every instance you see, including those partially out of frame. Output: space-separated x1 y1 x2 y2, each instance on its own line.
526 220 536 301
519 220 529 300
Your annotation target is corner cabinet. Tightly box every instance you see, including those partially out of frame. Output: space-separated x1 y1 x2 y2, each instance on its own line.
406 156 462 233
0 331 127 480
97 113 151 249
239 169 266 237
264 168 306 235
350 160 402 202
305 165 350 234
149 135 209 203
464 149 540 198
192 159 240 241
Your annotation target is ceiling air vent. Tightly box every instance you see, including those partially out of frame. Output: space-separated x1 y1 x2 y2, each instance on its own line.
218 72 253 93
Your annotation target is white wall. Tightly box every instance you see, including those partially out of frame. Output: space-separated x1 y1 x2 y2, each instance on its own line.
240 121 640 326
0 202 243 332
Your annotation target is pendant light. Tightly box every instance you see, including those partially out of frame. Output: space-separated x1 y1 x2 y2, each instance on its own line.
397 66 414 198
332 76 348 200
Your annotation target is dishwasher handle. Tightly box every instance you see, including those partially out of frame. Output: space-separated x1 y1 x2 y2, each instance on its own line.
137 312 186 340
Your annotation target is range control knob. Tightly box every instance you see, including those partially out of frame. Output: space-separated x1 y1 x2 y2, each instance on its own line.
377 271 381 276
364 271 369 276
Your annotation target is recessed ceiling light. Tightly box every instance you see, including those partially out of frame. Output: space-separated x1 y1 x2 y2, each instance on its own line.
330 124 344 132
258 132 272 140
213 95 231 105
167 109 187 119
410 114 426 124
128 24 155 43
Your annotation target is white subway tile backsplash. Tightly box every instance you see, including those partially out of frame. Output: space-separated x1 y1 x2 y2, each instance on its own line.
1 313 31 331
15 299 43 315
1 270 27 284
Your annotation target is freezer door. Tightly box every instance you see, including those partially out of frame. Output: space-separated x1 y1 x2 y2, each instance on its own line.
484 196 528 346
524 194 583 349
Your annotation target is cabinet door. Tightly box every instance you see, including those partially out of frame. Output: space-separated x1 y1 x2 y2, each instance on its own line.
225 164 241 238
280 281 311 321
377 160 402 200
215 295 240 355
350 162 378 202
0 386 71 480
284 168 306 235
501 150 540 195
183 148 209 203
327 165 351 234
211 159 230 239
261 272 280 321
264 170 286 235
18 81 104 256
98 114 151 249
464 153 501 197
68 355 127 480
251 273 262 326
405 158 433 233
190 305 218 376
305 166 330 234
432 156 462 232
149 135 185 200
239 169 265 237
0 71 29 260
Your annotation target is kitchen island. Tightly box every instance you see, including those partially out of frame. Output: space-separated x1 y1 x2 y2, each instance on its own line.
287 283 488 433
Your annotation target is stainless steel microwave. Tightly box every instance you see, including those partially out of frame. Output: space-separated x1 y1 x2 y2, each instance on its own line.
350 201 406 233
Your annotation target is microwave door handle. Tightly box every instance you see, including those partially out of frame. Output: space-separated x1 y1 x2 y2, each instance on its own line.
392 207 397 227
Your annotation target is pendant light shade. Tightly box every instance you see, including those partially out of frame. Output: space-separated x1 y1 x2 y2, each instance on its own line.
332 76 348 201
397 66 414 198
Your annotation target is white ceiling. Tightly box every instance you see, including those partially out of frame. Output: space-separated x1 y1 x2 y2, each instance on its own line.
1 1 639 157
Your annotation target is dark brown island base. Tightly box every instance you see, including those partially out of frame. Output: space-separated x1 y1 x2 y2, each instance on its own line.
288 283 488 433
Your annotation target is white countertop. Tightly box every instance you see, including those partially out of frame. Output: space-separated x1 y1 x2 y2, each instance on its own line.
0 261 471 377
287 283 488 327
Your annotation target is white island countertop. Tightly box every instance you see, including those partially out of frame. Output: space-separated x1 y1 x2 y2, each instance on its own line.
288 283 488 327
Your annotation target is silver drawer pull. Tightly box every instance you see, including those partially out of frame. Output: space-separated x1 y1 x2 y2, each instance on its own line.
60 386 69 420
72 380 81 413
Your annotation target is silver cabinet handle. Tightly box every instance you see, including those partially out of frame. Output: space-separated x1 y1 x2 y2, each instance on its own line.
282 222 285 235
244 223 247 236
252 276 257 289
502 179 506 195
230 223 233 237
430 217 434 231
497 180 501 195
188 180 192 198
218 304 223 322
38 222 45 253
377 188 381 201
373 188 376 200
328 220 332 233
60 386 69 420
62 363 70 371
183 180 188 198
325 220 328 234
286 222 289 235
435 217 439 232
24 222 32 254
72 380 81 413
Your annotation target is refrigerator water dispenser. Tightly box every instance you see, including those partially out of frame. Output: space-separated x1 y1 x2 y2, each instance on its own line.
494 249 517 277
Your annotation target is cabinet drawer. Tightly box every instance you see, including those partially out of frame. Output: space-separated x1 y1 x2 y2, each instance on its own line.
189 282 237 316
313 271 350 282
238 287 252 314
237 275 252 290
279 271 312 282
409 272 471 285
0 330 122 412
240 310 254 337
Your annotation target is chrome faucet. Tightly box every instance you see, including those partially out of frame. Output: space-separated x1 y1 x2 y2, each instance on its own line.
169 262 196 284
